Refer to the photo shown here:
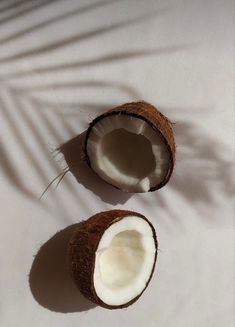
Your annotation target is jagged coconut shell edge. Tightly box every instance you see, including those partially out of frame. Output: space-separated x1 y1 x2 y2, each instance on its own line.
84 101 176 192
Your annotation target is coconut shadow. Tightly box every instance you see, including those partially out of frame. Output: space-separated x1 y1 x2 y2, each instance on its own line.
29 224 96 313
59 131 132 205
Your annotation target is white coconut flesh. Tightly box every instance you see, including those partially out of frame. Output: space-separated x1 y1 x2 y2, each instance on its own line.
87 114 171 192
93 216 156 306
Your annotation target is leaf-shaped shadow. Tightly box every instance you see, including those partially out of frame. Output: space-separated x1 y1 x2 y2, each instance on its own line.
170 121 234 204
0 0 35 15
2 46 188 80
0 138 35 199
0 0 190 209
0 10 163 64
0 0 61 25
0 0 114 44
0 92 51 202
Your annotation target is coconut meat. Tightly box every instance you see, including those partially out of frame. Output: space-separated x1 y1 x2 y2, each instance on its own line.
93 216 156 306
87 114 171 192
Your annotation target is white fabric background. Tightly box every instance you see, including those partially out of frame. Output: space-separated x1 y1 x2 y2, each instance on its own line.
0 0 234 326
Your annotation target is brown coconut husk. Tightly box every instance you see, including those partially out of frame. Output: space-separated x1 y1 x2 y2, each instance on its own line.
68 210 158 309
85 101 175 192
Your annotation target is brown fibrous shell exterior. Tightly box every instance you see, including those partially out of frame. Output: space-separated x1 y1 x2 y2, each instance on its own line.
85 101 175 192
68 209 158 309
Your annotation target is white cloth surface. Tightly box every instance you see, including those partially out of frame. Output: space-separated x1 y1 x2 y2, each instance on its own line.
0 0 234 326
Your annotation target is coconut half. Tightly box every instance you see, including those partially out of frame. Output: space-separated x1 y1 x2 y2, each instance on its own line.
68 210 158 309
85 101 175 193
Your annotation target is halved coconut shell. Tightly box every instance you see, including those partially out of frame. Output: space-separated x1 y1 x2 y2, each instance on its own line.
68 210 158 309
85 101 175 193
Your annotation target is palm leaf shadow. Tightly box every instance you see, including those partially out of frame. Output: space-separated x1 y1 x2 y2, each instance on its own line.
0 10 163 64
13 91 93 217
0 0 62 26
0 0 195 210
0 138 36 199
0 1 153 204
169 121 234 205
2 46 187 80
0 93 51 200
0 88 89 219
0 0 115 44
0 0 37 15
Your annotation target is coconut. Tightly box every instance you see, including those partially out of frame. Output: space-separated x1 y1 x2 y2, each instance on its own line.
68 210 158 309
85 101 175 193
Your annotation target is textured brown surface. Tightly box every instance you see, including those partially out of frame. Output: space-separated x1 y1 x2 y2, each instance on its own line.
68 210 158 309
85 101 175 192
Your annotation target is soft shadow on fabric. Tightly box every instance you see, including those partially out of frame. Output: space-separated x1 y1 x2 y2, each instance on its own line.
29 224 96 313
59 131 132 205
170 121 234 203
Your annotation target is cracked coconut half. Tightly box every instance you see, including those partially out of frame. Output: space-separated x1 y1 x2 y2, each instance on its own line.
85 101 175 193
68 210 158 309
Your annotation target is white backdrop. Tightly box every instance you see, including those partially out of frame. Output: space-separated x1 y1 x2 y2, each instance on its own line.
0 0 234 326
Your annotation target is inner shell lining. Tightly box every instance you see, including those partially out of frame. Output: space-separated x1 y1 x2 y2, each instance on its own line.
87 114 171 192
101 128 156 180
93 216 156 306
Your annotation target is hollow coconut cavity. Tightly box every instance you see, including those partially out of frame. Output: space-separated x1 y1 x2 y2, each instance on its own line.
68 210 158 309
85 101 175 193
